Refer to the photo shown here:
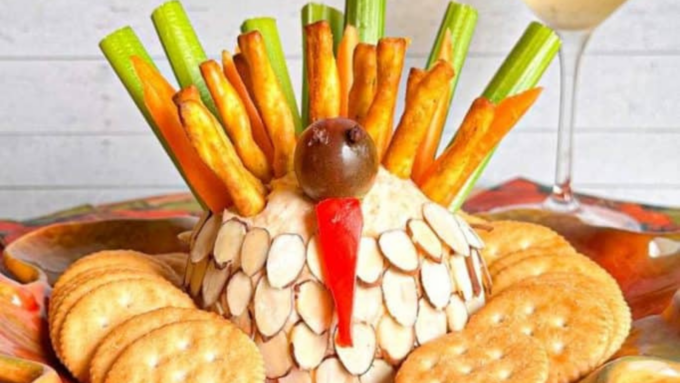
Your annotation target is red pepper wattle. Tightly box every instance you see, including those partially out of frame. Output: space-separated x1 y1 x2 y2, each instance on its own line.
315 197 363 347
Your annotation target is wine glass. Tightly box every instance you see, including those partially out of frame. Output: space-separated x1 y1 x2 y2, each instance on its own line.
519 0 639 230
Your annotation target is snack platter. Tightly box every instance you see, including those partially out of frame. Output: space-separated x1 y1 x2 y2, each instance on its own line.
1 1 680 383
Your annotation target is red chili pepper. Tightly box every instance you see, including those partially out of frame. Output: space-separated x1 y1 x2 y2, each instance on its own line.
315 197 363 347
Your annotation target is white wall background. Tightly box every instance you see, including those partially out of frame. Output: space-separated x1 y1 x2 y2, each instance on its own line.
0 0 679 219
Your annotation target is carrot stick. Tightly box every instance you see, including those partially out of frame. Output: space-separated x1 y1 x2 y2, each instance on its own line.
305 21 341 123
337 25 359 117
383 60 454 178
405 67 427 105
201 60 272 182
233 53 254 99
419 88 543 205
131 56 231 213
361 37 408 159
347 43 377 122
176 96 266 217
412 29 454 182
174 85 202 103
238 31 297 178
222 50 274 164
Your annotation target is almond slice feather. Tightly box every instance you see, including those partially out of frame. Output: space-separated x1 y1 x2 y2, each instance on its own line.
201 259 232 308
267 234 306 288
231 310 254 338
254 276 293 337
414 298 447 345
360 360 395 383
214 218 247 267
357 237 385 285
445 293 468 331
335 323 377 375
316 357 359 383
241 227 271 276
257 331 294 379
354 285 384 327
456 215 485 249
449 253 473 301
306 235 325 283
190 212 221 262
382 268 418 327
378 230 419 273
377 315 415 365
296 280 333 335
291 322 328 370
422 203 470 256
420 259 452 309
226 270 253 317
407 219 443 262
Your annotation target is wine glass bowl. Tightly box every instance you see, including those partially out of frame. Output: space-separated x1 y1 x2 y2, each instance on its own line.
521 0 630 32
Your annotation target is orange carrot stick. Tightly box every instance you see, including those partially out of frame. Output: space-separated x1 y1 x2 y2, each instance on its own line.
131 56 231 213
305 21 341 123
233 53 254 99
405 67 426 105
222 50 274 164
383 60 454 179
347 43 377 122
362 37 408 159
412 30 455 182
419 88 543 205
201 60 272 182
337 25 359 117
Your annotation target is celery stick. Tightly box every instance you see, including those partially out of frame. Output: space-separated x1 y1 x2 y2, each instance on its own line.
152 0 217 117
449 22 560 211
99 26 206 209
301 2 344 127
344 0 385 44
241 17 303 133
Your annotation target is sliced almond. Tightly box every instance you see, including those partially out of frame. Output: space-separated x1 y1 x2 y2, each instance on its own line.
420 259 452 310
241 227 271 276
190 212 221 263
445 294 468 331
465 291 486 315
306 235 325 283
295 280 333 335
267 234 306 288
377 315 415 365
189 255 210 298
449 254 472 301
177 230 192 244
474 249 493 296
279 369 313 383
382 268 418 327
201 260 232 308
414 299 447 345
284 306 301 334
290 322 328 370
378 230 419 273
183 258 195 288
316 358 359 383
464 250 482 297
335 323 376 375
189 211 211 248
232 310 254 338
407 219 443 262
226 271 253 317
359 360 395 383
251 269 265 288
214 218 247 268
357 237 384 285
354 286 384 328
254 276 293 337
422 203 470 257
257 331 294 379
456 215 484 249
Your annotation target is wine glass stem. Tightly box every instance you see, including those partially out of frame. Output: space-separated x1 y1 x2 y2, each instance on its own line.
547 30 592 213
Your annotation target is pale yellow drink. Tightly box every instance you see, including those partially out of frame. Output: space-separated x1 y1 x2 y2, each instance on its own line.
521 0 628 30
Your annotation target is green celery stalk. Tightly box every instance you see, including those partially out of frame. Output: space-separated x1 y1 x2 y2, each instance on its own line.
301 2 344 127
450 21 561 211
241 17 303 133
99 26 206 209
152 0 217 117
344 0 386 44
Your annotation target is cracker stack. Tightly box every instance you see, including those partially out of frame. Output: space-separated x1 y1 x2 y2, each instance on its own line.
397 221 632 383
184 200 489 381
48 250 265 383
